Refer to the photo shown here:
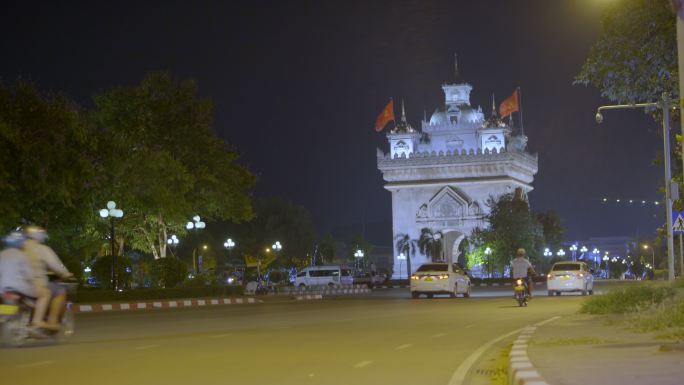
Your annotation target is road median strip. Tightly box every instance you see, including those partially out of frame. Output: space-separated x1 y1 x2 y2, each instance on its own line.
507 317 560 385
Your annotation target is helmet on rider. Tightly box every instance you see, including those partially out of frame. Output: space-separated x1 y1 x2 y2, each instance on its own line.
24 225 48 243
3 231 26 248
516 248 527 257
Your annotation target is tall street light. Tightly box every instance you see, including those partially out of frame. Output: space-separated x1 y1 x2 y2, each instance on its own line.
642 244 655 269
603 252 610 279
167 234 179 257
592 248 600 270
397 252 407 280
595 93 678 280
354 249 365 272
224 238 236 262
580 246 588 260
557 249 566 258
484 247 493 278
99 201 124 291
186 215 206 274
569 244 578 261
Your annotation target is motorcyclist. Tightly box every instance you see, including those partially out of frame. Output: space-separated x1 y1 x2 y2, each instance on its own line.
0 232 35 299
22 225 73 330
511 248 536 298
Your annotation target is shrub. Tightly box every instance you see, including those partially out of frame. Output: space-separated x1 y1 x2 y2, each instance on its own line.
91 255 133 289
628 298 684 332
580 284 676 314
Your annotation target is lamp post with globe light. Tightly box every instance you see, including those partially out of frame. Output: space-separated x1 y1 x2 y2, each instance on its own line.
186 216 206 274
569 244 578 261
579 246 588 260
557 249 566 258
397 252 407 280
166 234 179 257
354 249 365 272
99 201 124 291
484 247 493 278
603 252 610 278
592 248 600 271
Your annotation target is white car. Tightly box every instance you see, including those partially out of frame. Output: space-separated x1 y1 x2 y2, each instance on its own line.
546 261 594 296
410 263 471 299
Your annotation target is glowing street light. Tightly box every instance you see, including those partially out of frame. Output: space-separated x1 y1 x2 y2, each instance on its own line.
272 241 282 252
557 249 566 258
484 247 493 277
397 252 407 279
569 244 577 261
543 248 552 257
642 244 655 269
99 201 124 291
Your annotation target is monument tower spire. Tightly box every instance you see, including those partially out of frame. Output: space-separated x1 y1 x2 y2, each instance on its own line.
453 53 460 83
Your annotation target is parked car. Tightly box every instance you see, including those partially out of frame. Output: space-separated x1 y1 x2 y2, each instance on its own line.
546 261 594 296
352 271 386 288
410 263 471 299
294 265 353 287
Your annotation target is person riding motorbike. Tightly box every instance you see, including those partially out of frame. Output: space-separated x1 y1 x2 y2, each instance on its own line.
511 248 536 298
22 226 73 330
0 232 36 300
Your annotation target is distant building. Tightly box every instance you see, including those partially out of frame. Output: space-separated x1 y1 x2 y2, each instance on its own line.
376 59 538 278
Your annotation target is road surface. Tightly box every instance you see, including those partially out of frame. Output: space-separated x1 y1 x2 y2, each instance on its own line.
0 283 600 385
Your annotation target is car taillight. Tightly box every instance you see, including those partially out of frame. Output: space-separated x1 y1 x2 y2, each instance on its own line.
2 292 19 302
547 274 554 280
516 279 523 285
578 273 584 278
410 275 419 280
439 274 449 280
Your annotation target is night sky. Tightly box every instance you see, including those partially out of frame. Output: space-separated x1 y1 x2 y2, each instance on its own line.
0 0 666 245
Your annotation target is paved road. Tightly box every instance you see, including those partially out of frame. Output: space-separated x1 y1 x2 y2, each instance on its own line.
0 283 602 385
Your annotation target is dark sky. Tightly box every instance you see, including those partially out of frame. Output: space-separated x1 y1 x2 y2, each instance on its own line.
0 0 666 245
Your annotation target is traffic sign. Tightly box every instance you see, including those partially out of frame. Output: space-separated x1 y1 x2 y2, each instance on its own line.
673 212 684 234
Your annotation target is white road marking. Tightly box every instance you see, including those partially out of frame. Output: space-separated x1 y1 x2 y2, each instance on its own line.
465 324 474 329
308 373 315 378
431 333 447 338
446 316 560 385
210 333 232 338
17 360 56 369
134 344 160 350
395 343 412 350
353 360 373 368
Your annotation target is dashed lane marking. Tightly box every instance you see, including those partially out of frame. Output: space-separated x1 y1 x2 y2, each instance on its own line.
465 324 474 329
210 333 232 338
134 344 160 350
17 360 56 369
353 360 373 368
395 343 413 350
431 333 447 338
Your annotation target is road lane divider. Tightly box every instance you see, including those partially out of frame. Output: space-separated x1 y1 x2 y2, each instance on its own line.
507 317 560 385
447 316 560 385
72 297 261 313
353 360 373 368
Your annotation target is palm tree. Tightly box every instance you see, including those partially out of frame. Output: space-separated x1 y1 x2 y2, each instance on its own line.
418 228 443 262
394 233 417 278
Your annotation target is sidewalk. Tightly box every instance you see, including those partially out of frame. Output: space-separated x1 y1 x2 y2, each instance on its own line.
522 314 683 385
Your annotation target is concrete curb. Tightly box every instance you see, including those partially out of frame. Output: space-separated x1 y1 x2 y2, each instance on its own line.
71 297 260 313
295 294 323 301
508 326 549 385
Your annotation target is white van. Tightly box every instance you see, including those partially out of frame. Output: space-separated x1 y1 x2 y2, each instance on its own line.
294 265 353 287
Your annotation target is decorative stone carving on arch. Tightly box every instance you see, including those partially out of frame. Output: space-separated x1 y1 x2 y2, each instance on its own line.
469 201 482 216
427 186 472 219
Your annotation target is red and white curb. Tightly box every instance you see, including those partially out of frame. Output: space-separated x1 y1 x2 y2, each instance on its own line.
72 297 259 313
295 294 323 301
508 316 560 385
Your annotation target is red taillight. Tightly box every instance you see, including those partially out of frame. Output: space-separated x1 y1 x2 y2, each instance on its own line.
2 292 19 302
547 274 554 280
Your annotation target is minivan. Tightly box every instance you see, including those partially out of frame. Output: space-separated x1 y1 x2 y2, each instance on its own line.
294 265 353 287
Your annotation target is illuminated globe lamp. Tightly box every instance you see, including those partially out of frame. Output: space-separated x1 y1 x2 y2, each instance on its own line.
99 201 124 291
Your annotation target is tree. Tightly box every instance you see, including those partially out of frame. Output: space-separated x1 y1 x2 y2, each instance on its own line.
472 192 544 274
92 72 255 260
394 233 417 278
575 0 677 105
536 210 565 252
317 234 336 263
418 228 443 262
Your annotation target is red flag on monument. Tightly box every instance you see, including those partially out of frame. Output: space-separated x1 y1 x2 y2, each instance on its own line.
375 99 395 132
499 89 519 119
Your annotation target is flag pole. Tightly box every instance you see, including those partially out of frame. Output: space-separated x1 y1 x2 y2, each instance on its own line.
391 97 396 129
517 86 524 136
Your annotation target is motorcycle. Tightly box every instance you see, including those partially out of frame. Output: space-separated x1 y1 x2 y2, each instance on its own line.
514 278 529 307
0 280 76 347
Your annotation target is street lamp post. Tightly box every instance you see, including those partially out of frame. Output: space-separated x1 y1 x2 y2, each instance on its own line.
99 201 124 291
166 234 179 257
595 94 677 281
642 244 655 269
186 215 206 275
484 247 493 278
224 238 236 262
397 252 407 280
569 244 578 261
557 249 566 258
354 249 365 272
580 246 588 260
592 248 600 271
603 253 610 279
